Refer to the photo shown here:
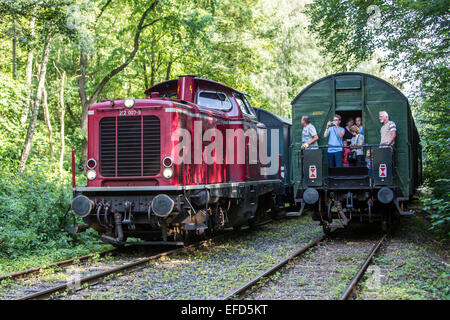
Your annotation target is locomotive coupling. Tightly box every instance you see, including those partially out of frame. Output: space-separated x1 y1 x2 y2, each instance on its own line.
101 211 124 246
377 187 394 204
71 195 94 217
151 194 175 217
303 188 319 205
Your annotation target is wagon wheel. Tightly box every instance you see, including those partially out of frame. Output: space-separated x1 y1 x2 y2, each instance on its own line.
381 204 396 233
312 198 322 221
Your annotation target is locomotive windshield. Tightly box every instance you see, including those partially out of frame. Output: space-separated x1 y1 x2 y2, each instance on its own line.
233 92 255 117
197 91 232 110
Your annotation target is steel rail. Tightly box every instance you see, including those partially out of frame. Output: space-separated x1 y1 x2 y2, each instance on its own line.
339 234 387 300
223 234 326 300
17 246 184 300
17 219 274 300
4 212 285 283
0 248 118 282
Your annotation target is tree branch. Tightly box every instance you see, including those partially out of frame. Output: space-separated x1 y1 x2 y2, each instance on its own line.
88 0 160 104
95 0 113 27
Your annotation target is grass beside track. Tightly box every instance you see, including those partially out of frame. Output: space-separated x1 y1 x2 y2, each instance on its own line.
354 212 450 300
0 242 112 278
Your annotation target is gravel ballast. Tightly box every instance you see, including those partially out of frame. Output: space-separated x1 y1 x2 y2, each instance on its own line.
57 215 322 300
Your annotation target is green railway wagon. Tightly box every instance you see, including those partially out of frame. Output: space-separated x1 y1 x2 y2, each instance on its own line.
291 72 422 232
253 107 294 209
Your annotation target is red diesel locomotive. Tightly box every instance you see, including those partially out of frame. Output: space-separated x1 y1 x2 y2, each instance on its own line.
70 76 287 245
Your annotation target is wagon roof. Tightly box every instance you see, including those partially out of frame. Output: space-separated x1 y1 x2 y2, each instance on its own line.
144 77 250 97
253 107 292 126
290 72 409 107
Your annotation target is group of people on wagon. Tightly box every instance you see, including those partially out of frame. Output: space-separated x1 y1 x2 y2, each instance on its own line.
300 111 397 171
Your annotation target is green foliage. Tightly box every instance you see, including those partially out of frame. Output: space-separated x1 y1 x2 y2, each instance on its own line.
423 189 450 231
0 73 27 169
0 170 96 258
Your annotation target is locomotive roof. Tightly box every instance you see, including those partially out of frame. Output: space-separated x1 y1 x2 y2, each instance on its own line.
144 77 250 97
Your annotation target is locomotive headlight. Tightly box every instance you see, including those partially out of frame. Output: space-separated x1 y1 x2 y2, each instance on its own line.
162 156 173 168
162 167 173 179
124 98 135 108
86 170 97 181
86 158 97 170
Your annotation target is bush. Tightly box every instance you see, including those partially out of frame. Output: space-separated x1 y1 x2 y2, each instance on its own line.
0 169 95 258
422 179 450 240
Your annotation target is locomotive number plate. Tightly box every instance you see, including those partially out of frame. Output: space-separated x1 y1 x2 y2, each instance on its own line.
119 109 142 116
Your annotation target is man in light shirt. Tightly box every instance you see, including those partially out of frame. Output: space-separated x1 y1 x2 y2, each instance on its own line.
324 114 345 167
301 116 319 149
379 111 397 147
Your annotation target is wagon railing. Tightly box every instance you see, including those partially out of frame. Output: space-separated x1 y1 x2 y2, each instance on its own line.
291 143 395 187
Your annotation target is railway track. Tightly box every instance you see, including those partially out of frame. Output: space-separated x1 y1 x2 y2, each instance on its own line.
0 248 118 282
17 246 186 300
339 234 387 300
9 219 274 300
223 234 327 299
224 232 387 300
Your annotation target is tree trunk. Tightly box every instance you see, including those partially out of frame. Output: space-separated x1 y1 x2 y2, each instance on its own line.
20 16 36 126
143 62 149 89
77 0 161 160
12 19 17 80
78 50 89 159
59 70 66 174
166 59 173 80
42 85 55 160
150 50 156 86
18 38 51 172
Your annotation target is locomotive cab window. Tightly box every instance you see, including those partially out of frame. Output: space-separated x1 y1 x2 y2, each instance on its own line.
233 92 256 118
242 95 256 117
165 92 177 99
197 91 232 111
